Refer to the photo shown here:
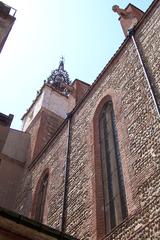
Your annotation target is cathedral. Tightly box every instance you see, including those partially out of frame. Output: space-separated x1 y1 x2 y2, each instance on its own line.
0 0 160 239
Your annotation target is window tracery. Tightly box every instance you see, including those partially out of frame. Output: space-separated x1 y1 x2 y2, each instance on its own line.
34 172 49 223
99 101 127 232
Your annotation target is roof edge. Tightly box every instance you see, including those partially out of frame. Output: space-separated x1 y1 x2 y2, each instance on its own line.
0 206 78 240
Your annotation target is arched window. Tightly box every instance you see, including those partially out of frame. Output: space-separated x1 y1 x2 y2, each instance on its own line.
99 101 127 232
34 172 49 223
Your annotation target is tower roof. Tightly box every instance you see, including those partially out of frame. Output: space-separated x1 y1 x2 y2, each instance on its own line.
47 57 71 95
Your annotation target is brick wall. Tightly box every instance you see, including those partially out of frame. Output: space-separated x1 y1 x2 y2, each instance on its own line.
32 108 64 159
26 108 64 161
16 1 160 240
73 80 90 104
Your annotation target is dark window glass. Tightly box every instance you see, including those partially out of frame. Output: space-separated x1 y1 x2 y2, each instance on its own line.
99 101 127 233
35 173 48 222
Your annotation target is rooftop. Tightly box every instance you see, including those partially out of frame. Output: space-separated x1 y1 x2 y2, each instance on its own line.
0 1 16 17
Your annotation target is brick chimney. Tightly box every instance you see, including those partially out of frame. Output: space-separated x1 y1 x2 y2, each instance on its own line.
112 4 144 36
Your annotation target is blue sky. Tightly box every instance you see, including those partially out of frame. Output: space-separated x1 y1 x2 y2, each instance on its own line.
0 0 153 129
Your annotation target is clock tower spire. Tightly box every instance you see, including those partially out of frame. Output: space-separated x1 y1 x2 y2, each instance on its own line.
47 57 71 95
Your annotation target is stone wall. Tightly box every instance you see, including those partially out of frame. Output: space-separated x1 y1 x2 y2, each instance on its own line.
102 171 160 240
16 1 160 240
135 0 160 108
0 153 24 211
2 129 30 163
64 1 160 237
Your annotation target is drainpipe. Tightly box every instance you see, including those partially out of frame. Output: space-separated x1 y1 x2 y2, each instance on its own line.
129 30 160 117
60 112 72 234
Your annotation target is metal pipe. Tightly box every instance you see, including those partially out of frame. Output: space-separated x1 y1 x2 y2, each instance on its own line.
60 112 72 233
131 33 159 117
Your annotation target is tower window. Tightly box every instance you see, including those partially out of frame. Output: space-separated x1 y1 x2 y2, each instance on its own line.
99 101 127 233
34 172 49 223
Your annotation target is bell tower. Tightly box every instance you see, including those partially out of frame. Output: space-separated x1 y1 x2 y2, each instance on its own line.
22 59 75 162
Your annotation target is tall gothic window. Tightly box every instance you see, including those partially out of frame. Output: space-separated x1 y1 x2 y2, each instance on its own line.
99 101 127 233
34 172 49 223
